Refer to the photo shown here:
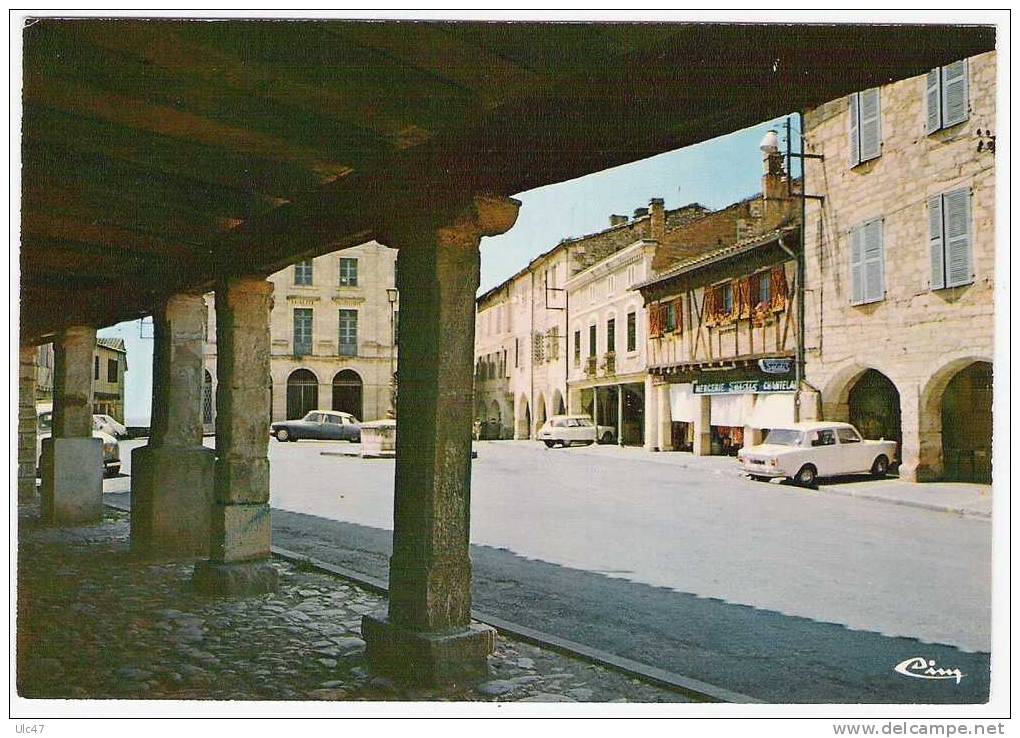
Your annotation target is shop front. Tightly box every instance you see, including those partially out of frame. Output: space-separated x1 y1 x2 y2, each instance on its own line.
577 381 645 446
659 356 799 456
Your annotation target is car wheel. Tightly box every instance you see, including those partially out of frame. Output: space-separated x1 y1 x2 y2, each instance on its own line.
794 464 817 487
543 440 556 448
600 432 613 444
749 474 766 482
276 428 290 442
870 455 889 477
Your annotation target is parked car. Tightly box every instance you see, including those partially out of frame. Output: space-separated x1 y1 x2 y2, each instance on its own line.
35 405 121 477
737 421 898 486
271 410 361 442
536 414 615 448
93 413 127 438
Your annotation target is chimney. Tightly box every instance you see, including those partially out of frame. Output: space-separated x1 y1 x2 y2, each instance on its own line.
649 198 665 240
609 214 628 227
759 129 787 203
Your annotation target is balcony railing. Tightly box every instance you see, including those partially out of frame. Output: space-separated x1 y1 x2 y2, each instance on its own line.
585 356 598 376
602 351 616 376
339 342 357 357
294 341 312 358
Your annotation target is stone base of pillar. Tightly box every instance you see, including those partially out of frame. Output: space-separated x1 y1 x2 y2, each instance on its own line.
131 445 214 557
362 613 496 686
192 559 279 597
40 437 103 525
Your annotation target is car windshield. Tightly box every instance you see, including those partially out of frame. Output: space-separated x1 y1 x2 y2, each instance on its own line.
38 411 52 432
575 418 594 427
763 429 804 446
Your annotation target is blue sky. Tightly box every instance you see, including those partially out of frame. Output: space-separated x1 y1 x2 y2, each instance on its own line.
102 115 795 424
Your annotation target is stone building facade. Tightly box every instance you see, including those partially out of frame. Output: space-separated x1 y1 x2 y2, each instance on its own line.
34 340 127 423
205 240 398 425
474 201 708 441
801 51 995 483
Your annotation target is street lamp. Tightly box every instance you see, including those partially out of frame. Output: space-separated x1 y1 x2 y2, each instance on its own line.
386 287 398 418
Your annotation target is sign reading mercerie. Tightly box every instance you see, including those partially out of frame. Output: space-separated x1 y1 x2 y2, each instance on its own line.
693 379 797 395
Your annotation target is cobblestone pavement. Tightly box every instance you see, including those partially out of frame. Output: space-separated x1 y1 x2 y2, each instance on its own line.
16 506 688 703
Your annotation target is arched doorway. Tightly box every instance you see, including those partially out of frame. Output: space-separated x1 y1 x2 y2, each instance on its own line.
488 399 502 440
202 369 214 425
286 368 319 420
332 369 363 420
534 393 547 435
552 389 565 416
848 369 901 448
941 361 992 482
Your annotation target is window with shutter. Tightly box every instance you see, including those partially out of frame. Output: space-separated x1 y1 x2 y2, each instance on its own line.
849 226 864 305
573 331 580 364
928 195 946 290
588 324 597 357
943 188 973 288
673 298 683 334
927 60 970 134
848 92 860 167
862 220 885 303
941 60 969 129
649 305 662 338
849 89 881 166
627 312 637 351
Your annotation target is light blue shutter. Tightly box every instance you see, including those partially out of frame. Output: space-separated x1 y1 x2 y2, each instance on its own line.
859 88 882 162
941 60 969 129
926 69 942 133
928 195 945 290
943 188 973 287
848 92 860 167
863 219 885 303
849 226 864 304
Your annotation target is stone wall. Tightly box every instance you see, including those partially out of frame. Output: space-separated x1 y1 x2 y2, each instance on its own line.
802 51 996 481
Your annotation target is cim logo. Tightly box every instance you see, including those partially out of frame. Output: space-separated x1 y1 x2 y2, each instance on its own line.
894 657 965 684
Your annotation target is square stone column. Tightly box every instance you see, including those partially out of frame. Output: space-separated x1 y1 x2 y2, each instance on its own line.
643 375 658 451
655 382 673 452
132 294 215 557
40 326 103 525
193 278 278 596
18 346 38 503
363 195 520 685
692 395 712 456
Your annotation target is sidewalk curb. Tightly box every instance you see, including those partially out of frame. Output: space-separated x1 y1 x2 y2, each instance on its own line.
812 485 991 520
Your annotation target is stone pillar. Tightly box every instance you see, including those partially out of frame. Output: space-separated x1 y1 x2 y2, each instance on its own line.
18 346 38 502
193 279 278 596
132 294 215 556
363 195 520 685
643 375 657 451
692 395 712 456
617 384 624 446
656 383 673 452
898 382 927 482
40 326 103 524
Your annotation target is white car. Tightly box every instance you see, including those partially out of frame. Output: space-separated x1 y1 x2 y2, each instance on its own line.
537 414 615 448
737 421 898 487
35 405 121 477
93 413 127 438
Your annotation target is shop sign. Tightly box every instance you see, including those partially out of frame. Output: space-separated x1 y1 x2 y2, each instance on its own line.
758 358 793 374
693 378 797 395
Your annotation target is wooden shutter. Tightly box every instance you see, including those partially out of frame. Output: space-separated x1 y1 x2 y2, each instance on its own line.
849 226 864 305
703 288 717 325
863 219 885 303
943 188 973 287
848 92 860 167
859 88 882 162
770 266 789 310
941 60 969 129
926 68 942 133
738 278 752 318
649 303 662 337
673 298 684 334
928 195 946 290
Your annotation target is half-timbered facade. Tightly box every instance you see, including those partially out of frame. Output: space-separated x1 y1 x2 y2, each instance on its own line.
639 225 802 455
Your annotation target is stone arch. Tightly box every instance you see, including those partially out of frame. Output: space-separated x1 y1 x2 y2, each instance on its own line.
551 388 565 416
920 354 994 482
331 369 363 420
819 361 901 422
847 369 902 447
534 392 547 434
516 395 531 439
286 368 319 419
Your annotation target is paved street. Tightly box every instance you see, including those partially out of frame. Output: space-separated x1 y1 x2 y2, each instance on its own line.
112 438 992 702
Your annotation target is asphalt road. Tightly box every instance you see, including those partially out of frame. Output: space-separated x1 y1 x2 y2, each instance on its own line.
111 438 991 703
